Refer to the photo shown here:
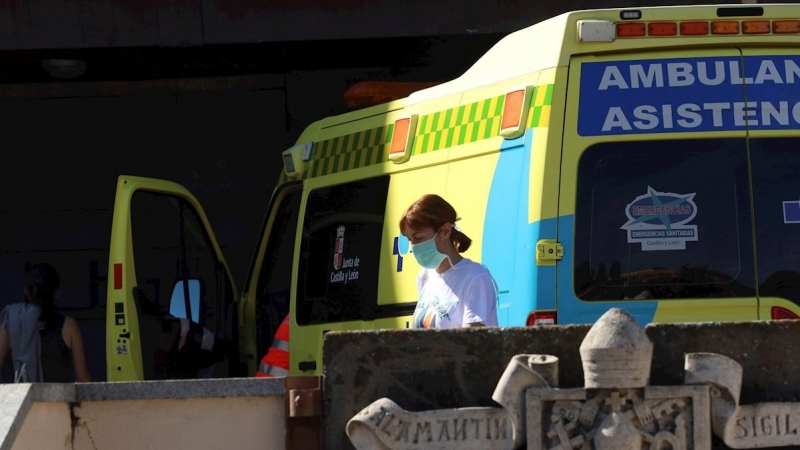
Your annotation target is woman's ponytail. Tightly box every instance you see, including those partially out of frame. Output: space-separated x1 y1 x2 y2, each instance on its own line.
452 229 472 253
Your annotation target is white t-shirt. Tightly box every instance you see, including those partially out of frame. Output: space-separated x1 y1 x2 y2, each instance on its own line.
411 258 498 329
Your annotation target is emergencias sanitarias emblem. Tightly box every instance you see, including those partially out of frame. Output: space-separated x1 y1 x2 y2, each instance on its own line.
333 225 345 270
621 186 698 251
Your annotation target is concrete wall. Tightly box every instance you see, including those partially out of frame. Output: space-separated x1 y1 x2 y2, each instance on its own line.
16 398 282 450
323 320 800 450
1 378 285 450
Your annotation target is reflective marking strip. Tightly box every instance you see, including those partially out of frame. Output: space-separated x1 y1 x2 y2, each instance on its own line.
258 362 272 375
276 83 556 185
263 366 289 377
272 338 289 352
258 361 288 376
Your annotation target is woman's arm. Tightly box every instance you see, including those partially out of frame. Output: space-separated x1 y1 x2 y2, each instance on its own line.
63 317 92 382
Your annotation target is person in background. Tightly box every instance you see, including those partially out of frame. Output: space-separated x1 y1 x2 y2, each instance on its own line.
399 194 499 329
0 263 92 382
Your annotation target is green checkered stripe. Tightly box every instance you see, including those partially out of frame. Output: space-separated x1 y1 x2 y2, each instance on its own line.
303 124 394 178
527 83 554 129
412 83 554 155
278 83 555 180
411 95 504 154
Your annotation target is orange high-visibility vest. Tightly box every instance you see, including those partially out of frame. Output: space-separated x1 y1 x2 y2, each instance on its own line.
256 315 290 377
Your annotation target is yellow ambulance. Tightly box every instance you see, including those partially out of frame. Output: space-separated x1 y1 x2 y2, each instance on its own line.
106 4 800 380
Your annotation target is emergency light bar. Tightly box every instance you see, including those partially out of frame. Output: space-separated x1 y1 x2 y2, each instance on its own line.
577 20 617 42
578 17 800 41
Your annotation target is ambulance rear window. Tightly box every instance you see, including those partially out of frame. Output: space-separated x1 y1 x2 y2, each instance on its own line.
573 138 756 301
297 175 390 325
751 137 800 307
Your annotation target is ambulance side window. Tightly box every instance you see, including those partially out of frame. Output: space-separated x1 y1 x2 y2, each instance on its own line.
751 137 800 306
254 186 302 359
130 191 230 379
573 139 756 301
297 176 390 325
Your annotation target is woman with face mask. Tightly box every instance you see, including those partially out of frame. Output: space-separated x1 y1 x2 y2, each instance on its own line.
399 194 499 329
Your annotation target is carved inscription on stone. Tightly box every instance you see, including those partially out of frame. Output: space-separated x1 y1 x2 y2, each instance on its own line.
724 404 800 448
346 398 514 450
735 412 800 439
733 410 800 440
371 412 509 444
685 352 800 449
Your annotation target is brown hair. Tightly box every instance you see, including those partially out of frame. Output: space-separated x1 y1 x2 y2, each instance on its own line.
399 194 472 253
24 263 60 324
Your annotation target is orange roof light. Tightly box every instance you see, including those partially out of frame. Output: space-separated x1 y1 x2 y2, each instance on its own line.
648 22 678 36
711 21 740 34
773 20 800 34
343 81 441 108
743 20 770 34
680 22 709 35
616 22 646 37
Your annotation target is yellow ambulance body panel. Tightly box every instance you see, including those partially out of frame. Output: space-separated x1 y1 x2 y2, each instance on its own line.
107 4 800 380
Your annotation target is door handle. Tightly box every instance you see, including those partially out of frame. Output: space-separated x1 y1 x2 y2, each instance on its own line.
298 361 317 371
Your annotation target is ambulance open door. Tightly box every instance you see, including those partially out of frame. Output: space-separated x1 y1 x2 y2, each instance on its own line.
106 175 239 381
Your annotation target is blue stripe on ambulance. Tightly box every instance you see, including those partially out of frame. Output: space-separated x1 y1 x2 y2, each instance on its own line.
483 128 557 327
484 128 658 327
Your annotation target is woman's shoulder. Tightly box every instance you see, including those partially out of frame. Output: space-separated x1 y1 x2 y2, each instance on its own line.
458 260 496 288
1 301 31 318
458 258 492 275
1 301 26 311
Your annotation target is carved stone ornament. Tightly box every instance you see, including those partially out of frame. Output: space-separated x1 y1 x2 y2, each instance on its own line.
346 308 799 449
685 352 800 448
